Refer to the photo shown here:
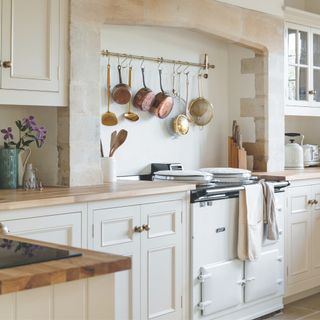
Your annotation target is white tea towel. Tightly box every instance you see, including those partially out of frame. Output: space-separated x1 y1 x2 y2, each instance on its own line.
238 184 264 261
260 180 279 241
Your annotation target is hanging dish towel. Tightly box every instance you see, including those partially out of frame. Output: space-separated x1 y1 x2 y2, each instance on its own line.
238 184 264 261
260 180 279 241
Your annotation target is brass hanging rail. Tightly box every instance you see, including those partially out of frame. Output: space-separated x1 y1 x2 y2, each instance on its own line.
101 50 215 71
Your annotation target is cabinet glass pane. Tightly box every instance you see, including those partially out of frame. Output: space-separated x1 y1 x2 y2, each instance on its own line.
288 29 296 64
288 66 308 101
314 34 320 67
299 67 308 100
314 69 320 102
298 31 308 65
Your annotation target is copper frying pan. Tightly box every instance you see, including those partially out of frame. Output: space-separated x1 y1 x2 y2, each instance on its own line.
111 65 132 105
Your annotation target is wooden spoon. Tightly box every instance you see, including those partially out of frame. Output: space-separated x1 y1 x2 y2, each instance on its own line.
124 66 139 122
110 129 128 157
102 63 118 126
109 130 117 157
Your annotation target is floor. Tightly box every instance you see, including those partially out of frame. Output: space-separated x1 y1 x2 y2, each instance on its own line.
268 294 320 320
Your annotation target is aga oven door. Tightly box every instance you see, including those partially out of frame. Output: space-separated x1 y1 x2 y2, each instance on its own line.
199 259 244 316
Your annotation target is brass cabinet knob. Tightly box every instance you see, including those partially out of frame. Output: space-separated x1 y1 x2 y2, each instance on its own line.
142 224 151 232
308 200 314 205
2 61 12 68
134 226 144 233
314 200 319 205
309 90 317 95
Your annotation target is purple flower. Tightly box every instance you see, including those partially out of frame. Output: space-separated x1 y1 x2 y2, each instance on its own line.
22 115 36 130
34 126 47 146
1 127 13 141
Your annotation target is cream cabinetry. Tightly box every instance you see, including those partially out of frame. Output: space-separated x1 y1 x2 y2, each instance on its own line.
0 0 68 106
0 203 86 247
285 180 320 297
285 9 320 116
88 198 183 320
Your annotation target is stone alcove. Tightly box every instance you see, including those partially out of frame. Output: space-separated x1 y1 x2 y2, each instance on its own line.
59 0 285 186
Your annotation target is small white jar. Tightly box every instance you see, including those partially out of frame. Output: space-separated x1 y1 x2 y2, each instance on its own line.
101 157 117 182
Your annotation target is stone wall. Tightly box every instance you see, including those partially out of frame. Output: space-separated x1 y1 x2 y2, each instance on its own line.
59 0 285 186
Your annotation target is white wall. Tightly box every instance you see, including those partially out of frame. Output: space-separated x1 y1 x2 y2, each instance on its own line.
0 106 58 185
216 0 284 16
100 26 233 175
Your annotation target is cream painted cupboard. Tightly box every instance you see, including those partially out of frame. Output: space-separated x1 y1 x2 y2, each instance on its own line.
285 180 320 297
0 203 86 247
0 0 68 106
0 191 189 320
88 199 183 320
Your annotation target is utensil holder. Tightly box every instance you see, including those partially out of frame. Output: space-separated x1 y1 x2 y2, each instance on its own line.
101 157 117 182
228 137 247 169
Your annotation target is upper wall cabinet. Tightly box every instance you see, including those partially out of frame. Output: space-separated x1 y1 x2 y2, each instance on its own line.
285 8 320 116
0 0 68 107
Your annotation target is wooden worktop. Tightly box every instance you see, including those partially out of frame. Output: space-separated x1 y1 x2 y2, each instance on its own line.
0 234 131 295
0 180 195 211
255 168 320 181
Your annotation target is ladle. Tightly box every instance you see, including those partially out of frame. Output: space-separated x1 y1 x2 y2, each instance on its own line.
101 63 118 126
124 66 139 122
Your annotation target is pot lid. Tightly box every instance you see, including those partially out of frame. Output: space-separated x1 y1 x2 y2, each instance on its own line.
200 167 251 176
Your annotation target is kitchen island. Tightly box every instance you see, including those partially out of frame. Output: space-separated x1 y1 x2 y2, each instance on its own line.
0 234 131 320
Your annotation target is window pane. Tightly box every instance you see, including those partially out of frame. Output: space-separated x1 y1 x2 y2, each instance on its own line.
298 31 308 65
314 69 320 102
288 29 296 64
299 67 308 101
314 34 320 67
288 65 296 100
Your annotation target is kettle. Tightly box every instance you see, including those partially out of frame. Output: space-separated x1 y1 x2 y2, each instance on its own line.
285 133 304 169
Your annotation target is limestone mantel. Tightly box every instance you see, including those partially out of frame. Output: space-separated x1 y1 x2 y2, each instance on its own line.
60 0 285 186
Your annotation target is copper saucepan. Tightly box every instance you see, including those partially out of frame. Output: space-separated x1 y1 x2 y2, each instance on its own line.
111 64 132 105
133 66 155 111
150 68 173 119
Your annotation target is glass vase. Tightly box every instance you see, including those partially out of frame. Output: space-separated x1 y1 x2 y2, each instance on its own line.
0 148 19 189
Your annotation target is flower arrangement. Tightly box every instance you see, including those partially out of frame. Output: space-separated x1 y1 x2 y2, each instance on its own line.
1 116 47 150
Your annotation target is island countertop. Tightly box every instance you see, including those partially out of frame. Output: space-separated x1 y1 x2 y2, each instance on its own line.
0 180 195 211
0 234 131 295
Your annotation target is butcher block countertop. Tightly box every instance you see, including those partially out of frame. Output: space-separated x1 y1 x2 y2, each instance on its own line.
0 234 131 295
255 168 320 181
0 180 195 211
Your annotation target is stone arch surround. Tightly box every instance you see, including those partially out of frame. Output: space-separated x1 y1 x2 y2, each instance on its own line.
58 0 285 186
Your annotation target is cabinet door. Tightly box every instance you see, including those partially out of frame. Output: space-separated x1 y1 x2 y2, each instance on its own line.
3 213 82 247
245 249 282 302
311 185 320 276
140 201 182 320
287 186 312 284
311 29 320 104
91 205 140 320
287 26 309 105
1 0 60 91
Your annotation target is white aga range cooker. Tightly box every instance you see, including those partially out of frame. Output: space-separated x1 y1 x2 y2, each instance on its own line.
190 180 289 320
152 164 289 320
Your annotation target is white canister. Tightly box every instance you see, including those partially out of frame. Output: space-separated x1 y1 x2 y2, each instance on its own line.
101 157 117 182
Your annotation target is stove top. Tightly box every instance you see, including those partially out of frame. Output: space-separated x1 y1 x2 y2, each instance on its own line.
0 238 82 269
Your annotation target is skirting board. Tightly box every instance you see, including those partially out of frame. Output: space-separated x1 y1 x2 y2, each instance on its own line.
284 286 320 305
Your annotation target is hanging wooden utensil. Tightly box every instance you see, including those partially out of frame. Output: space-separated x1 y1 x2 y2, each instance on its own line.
101 63 118 126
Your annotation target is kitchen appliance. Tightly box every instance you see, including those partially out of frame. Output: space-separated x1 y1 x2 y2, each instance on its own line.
200 167 252 183
191 180 289 320
285 133 304 169
149 162 289 320
0 238 81 269
154 170 213 184
303 144 320 167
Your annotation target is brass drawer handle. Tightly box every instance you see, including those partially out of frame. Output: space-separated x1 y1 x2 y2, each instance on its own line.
308 200 314 205
142 224 151 232
0 223 9 234
314 200 319 205
309 90 317 95
134 226 144 233
2 61 12 68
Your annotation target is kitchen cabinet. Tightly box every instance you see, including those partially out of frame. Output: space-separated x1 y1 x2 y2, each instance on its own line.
285 21 320 116
89 199 183 320
285 181 320 297
0 0 68 106
0 204 86 247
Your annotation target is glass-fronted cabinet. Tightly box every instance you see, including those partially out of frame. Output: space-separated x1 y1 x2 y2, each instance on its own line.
286 23 320 114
